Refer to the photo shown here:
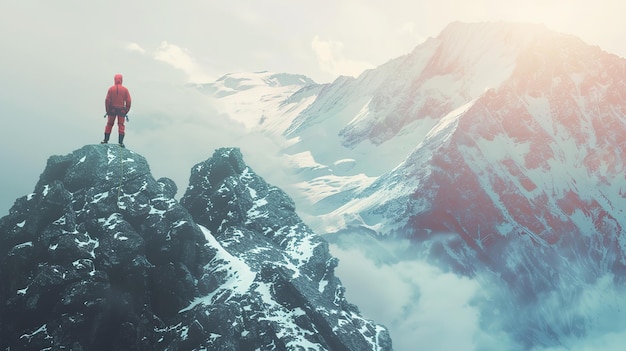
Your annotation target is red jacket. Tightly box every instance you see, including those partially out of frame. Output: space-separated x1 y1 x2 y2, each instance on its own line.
105 74 131 115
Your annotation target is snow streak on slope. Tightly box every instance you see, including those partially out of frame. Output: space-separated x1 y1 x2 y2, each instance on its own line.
318 99 478 234
180 226 332 351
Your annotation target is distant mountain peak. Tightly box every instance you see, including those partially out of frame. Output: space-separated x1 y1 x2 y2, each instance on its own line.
208 71 316 96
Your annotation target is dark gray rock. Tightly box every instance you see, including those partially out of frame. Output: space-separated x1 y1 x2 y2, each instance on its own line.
180 147 392 351
0 145 392 351
0 145 209 350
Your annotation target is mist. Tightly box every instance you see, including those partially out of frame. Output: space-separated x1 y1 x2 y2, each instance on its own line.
327 232 626 351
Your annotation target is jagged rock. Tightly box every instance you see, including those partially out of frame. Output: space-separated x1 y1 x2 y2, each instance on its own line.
157 177 178 199
180 147 392 350
0 144 391 351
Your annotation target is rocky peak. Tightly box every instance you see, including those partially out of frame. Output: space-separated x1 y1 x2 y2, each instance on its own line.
181 147 391 350
0 144 391 350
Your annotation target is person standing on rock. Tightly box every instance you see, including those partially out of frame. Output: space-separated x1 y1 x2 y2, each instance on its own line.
102 73 131 147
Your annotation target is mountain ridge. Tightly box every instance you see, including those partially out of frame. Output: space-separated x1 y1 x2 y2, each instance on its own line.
0 144 392 350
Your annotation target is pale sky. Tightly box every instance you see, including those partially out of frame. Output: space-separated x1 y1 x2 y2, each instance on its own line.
1 0 625 215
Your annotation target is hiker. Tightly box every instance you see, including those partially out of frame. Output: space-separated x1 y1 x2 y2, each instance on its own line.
102 73 132 147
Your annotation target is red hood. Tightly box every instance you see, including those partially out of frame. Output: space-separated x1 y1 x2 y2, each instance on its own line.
114 74 123 85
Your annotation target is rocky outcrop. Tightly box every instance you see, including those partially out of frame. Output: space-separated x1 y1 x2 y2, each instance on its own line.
181 147 390 350
0 144 391 351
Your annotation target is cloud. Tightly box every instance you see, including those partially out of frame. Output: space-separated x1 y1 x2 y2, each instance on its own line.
311 36 375 79
329 244 486 351
154 41 213 83
125 42 146 55
329 233 626 351
525 274 626 351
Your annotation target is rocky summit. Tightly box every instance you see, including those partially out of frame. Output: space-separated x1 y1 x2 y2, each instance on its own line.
0 144 391 351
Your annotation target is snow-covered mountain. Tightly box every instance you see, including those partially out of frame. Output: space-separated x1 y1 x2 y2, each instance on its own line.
0 145 391 350
200 22 626 350
196 71 320 134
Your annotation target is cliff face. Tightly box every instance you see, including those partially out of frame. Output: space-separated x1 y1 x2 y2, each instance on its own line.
0 144 391 351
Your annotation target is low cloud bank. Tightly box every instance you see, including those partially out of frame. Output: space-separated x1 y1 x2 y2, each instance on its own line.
328 235 626 351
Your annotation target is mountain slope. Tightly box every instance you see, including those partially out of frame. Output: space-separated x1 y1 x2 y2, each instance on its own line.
200 21 626 349
0 145 391 350
342 22 626 247
311 22 626 347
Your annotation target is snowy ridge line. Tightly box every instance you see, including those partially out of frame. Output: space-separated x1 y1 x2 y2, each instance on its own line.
180 225 255 311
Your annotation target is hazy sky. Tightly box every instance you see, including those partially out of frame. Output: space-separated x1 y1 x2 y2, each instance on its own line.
2 0 626 215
